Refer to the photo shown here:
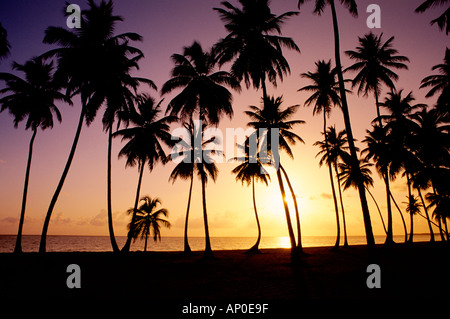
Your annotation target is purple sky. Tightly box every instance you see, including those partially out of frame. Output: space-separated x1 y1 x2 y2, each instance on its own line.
0 0 448 241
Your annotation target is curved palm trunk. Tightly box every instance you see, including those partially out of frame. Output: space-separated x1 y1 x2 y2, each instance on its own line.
276 164 299 263
384 173 395 246
407 173 414 244
183 174 193 253
39 106 85 253
280 164 303 252
374 91 382 127
323 114 340 249
329 0 375 249
200 164 213 258
107 125 119 252
122 160 145 252
390 191 408 242
14 128 37 253
366 186 387 234
246 176 262 254
335 162 348 246
144 233 148 252
417 188 435 242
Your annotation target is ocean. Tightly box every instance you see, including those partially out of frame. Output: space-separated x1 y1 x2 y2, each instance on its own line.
0 234 437 253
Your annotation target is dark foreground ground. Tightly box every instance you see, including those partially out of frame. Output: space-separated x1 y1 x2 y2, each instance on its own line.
0 242 449 303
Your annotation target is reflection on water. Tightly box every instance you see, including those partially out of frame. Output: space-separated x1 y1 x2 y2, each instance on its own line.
0 234 439 253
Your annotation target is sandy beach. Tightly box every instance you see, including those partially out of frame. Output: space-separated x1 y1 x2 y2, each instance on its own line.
0 242 449 302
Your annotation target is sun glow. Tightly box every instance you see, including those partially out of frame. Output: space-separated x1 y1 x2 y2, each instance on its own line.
277 236 291 248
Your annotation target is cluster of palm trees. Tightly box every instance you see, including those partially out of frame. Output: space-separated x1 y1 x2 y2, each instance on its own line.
0 0 448 261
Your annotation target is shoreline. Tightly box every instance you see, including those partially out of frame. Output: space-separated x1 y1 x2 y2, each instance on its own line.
0 242 449 300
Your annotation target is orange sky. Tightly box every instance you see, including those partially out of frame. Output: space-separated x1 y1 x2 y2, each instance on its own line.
0 0 447 240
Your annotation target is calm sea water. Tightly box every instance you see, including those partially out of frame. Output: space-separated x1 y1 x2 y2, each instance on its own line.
0 234 437 253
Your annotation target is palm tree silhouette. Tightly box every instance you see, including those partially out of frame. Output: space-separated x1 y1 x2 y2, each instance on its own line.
415 0 450 34
213 0 300 100
298 0 376 248
345 32 409 126
114 95 175 252
246 95 304 260
0 58 70 253
0 22 11 61
420 48 450 117
169 119 219 254
127 196 171 252
338 155 387 234
300 60 345 249
232 136 270 254
403 195 422 244
362 125 400 245
39 0 144 252
161 41 240 125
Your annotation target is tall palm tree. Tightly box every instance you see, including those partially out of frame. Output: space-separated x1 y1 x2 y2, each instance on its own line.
127 196 171 252
214 0 300 100
169 119 219 254
161 41 240 125
345 32 409 126
362 125 400 245
245 95 304 261
0 22 11 61
415 0 450 34
39 0 144 252
298 0 376 248
114 95 175 252
232 137 270 254
420 48 450 117
0 58 70 253
426 190 450 240
300 59 344 249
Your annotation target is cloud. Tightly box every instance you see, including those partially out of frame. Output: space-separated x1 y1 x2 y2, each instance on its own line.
53 212 71 225
1 217 18 223
89 210 107 227
320 193 332 199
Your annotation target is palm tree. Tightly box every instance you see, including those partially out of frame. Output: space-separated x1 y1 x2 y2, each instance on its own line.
232 137 270 254
245 95 304 260
0 58 70 253
0 22 11 61
362 125 400 245
298 0 376 248
114 95 175 252
213 0 300 100
39 0 144 252
426 191 450 240
338 155 387 234
127 196 171 252
300 59 344 249
169 119 219 254
345 32 409 126
415 0 450 34
100 43 156 253
404 195 422 243
420 48 450 117
161 41 240 125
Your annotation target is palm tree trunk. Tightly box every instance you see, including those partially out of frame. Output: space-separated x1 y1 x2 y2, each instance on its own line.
329 0 375 249
417 188 435 242
366 186 387 234
107 124 119 252
183 174 193 253
389 192 408 242
323 114 340 249
39 106 85 253
200 164 213 258
407 173 414 244
280 164 302 252
276 164 298 262
384 173 395 246
374 91 382 127
14 128 37 253
335 161 348 246
247 176 262 254
122 160 145 252
144 234 148 252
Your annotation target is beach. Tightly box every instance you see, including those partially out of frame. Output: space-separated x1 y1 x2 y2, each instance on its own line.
0 242 449 302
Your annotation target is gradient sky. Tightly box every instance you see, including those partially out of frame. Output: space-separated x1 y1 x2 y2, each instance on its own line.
0 0 447 240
